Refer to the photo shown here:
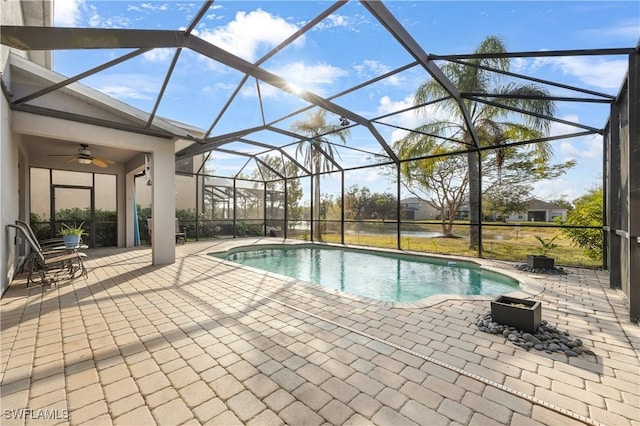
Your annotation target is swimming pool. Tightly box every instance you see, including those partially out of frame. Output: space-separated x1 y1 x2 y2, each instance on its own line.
218 245 520 303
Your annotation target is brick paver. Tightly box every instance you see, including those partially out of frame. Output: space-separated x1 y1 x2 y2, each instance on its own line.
1 239 638 425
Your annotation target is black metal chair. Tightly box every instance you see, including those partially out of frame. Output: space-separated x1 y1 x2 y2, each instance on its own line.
8 224 87 285
175 219 186 244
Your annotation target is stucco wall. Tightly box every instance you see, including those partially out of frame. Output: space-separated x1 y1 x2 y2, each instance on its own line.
12 112 177 264
1 81 20 295
1 0 27 295
1 0 51 68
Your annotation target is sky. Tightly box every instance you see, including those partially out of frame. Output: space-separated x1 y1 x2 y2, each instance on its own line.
51 0 640 203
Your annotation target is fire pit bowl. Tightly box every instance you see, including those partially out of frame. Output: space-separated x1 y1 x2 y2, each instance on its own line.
491 296 541 334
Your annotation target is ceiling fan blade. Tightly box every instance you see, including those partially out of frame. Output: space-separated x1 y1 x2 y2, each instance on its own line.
92 158 108 168
49 154 76 157
66 157 79 163
94 157 115 164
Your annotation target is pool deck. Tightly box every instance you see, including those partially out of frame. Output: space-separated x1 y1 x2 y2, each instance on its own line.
1 238 638 425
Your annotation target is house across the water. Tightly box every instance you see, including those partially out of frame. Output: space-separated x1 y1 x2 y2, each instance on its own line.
505 199 568 222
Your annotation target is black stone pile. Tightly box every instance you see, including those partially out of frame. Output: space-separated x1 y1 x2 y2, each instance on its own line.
515 264 567 275
475 313 595 357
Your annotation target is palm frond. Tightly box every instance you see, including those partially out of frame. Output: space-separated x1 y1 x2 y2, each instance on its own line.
291 109 351 172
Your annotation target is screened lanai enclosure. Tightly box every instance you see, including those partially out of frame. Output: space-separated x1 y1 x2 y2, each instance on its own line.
1 1 638 319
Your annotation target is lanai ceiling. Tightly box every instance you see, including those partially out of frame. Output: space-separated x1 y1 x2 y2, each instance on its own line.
1 0 638 181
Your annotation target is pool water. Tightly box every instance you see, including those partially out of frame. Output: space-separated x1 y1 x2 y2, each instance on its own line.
220 246 519 303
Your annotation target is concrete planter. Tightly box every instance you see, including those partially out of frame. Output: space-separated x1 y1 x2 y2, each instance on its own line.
491 296 542 334
527 255 555 270
63 235 81 249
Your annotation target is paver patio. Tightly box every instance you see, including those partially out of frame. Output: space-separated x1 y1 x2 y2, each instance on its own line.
1 238 638 425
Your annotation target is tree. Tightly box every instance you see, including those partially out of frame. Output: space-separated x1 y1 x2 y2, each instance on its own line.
396 150 468 236
561 187 603 261
548 196 574 212
341 185 398 221
368 192 397 221
291 109 350 240
344 185 371 220
251 155 303 230
403 35 568 249
483 183 533 221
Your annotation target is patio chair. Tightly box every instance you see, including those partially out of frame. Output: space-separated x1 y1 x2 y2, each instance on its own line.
15 220 66 274
15 220 64 251
147 218 186 244
8 224 87 286
175 218 186 244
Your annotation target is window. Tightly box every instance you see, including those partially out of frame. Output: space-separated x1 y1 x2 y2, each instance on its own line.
176 157 193 175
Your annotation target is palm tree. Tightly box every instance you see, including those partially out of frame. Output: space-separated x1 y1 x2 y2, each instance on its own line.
291 109 350 240
402 35 555 250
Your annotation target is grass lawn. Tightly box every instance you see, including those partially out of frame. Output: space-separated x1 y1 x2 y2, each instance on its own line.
311 221 602 268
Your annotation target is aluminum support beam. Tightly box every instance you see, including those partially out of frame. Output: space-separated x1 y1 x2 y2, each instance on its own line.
606 105 622 288
176 126 268 158
146 48 182 129
627 50 640 321
430 47 635 60
237 138 311 175
1 26 185 50
266 127 343 171
449 58 615 100
213 148 285 180
12 103 174 138
467 96 604 134
185 35 399 163
361 1 481 151
13 48 151 105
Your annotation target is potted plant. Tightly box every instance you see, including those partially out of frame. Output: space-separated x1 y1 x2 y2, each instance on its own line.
59 222 87 249
527 235 558 269
491 295 542 333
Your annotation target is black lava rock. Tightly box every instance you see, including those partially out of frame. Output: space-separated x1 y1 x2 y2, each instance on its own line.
474 312 592 357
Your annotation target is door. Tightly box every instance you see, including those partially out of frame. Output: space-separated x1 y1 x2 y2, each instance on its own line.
52 185 94 247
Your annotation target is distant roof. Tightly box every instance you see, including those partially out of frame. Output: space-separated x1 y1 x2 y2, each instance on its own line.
400 197 421 203
527 199 566 210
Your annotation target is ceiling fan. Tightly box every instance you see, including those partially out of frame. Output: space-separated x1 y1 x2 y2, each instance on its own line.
50 144 116 168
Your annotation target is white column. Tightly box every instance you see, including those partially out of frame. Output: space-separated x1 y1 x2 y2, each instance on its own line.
151 143 176 265
125 171 135 247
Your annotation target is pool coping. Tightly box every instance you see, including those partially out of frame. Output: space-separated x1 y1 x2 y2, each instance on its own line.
206 239 546 309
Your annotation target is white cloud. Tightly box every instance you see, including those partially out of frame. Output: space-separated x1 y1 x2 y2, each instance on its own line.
313 13 369 32
530 56 627 90
549 114 582 136
98 85 153 101
213 82 238 91
140 3 168 12
531 178 583 201
376 94 449 143
274 62 347 88
539 114 603 200
55 1 137 28
54 0 85 26
354 60 402 85
548 115 602 162
85 3 131 28
241 83 280 99
579 19 640 40
91 74 160 101
143 48 173 63
315 14 349 30
198 9 303 62
243 61 348 98
558 137 601 161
